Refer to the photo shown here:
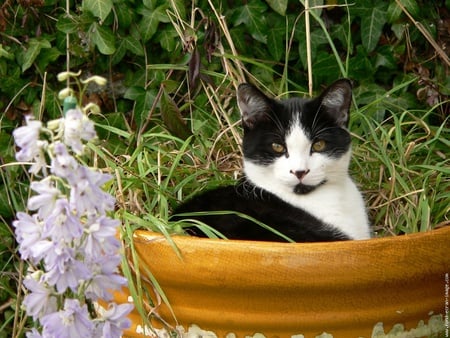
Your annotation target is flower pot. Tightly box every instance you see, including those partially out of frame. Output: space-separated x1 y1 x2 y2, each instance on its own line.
118 226 449 337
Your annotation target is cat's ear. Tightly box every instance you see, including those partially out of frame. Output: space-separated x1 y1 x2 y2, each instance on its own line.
237 83 272 129
319 79 352 127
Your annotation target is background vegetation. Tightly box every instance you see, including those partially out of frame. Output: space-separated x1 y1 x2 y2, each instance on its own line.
0 0 449 336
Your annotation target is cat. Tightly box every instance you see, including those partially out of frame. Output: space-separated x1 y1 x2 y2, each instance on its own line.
172 79 371 242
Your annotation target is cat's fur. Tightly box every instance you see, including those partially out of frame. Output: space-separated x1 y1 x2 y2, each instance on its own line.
173 79 371 242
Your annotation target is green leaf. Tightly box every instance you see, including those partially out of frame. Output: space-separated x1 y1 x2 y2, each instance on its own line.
266 14 285 61
111 39 127 65
124 86 146 101
361 4 387 53
403 0 420 18
265 0 287 16
169 0 186 20
0 45 14 60
90 22 116 55
391 23 406 40
82 0 113 21
115 3 135 29
124 86 156 127
20 38 51 72
138 5 169 42
348 45 374 81
36 48 61 71
232 0 268 43
44 89 63 119
299 29 328 70
375 46 396 69
123 36 144 56
56 16 78 33
157 27 178 52
386 2 402 23
312 52 341 84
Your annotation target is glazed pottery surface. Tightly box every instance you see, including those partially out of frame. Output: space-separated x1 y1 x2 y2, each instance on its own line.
119 226 450 337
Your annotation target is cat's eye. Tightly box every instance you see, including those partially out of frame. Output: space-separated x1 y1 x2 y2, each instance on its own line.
272 143 285 153
312 140 326 152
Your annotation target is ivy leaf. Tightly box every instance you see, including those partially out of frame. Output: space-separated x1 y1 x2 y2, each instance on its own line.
20 38 51 72
82 0 113 22
36 48 61 71
386 2 402 23
299 29 328 70
353 83 388 122
123 36 144 56
312 52 341 85
266 14 285 61
348 45 374 82
114 3 135 29
170 0 186 20
138 5 168 42
157 27 178 52
265 0 287 16
375 46 396 70
361 3 388 53
232 0 268 43
56 16 78 33
402 0 420 18
90 22 116 55
124 86 156 128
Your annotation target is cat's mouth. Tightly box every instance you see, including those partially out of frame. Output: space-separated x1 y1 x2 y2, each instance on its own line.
293 180 326 194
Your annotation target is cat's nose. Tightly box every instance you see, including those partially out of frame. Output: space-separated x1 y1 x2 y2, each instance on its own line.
290 169 310 180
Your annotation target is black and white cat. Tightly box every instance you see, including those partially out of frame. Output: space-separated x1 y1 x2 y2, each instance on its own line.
173 79 371 242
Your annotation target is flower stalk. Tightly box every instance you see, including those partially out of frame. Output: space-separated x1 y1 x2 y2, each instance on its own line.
12 72 133 338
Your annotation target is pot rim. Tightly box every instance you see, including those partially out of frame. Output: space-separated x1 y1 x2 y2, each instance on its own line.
133 225 450 251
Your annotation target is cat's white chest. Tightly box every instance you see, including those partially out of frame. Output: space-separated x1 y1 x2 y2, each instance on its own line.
244 160 371 240
287 178 370 240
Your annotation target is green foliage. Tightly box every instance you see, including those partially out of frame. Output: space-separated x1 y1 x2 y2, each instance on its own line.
0 0 449 335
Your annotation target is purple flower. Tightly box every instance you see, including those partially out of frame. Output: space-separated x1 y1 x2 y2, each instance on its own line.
64 109 96 154
41 299 94 338
13 212 44 262
28 239 54 264
85 255 127 301
51 143 79 181
13 81 133 337
29 145 48 175
22 275 57 321
98 303 133 338
13 115 42 159
13 115 48 175
42 198 83 242
43 243 92 293
69 166 115 216
83 216 120 257
27 178 62 219
26 328 43 338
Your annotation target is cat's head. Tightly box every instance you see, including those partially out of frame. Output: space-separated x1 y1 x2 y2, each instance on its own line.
237 79 353 195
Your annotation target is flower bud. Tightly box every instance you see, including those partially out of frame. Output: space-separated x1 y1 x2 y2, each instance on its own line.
81 75 107 86
47 119 62 131
83 103 101 115
58 88 74 100
57 70 82 82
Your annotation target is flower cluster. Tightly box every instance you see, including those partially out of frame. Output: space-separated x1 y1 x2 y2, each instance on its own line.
12 73 133 338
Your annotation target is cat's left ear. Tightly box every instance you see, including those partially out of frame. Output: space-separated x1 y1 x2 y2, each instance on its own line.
237 83 273 129
319 79 352 127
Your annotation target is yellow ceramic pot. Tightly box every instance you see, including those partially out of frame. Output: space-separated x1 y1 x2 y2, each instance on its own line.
118 226 450 337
